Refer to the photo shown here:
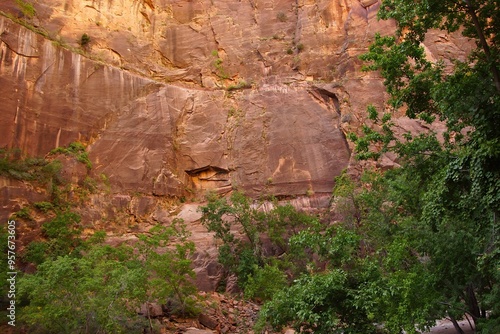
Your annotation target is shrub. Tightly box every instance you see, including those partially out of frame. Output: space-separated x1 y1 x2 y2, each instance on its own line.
0 148 62 184
19 221 200 332
255 269 377 333
277 12 287 22
14 207 32 221
15 0 36 19
79 33 90 47
244 263 287 301
37 211 84 259
23 241 49 265
226 80 252 91
33 201 54 213
212 53 230 79
18 244 148 333
51 142 92 169
82 176 98 193
21 211 85 265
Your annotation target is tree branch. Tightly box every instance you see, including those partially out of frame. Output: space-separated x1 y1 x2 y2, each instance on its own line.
464 0 500 94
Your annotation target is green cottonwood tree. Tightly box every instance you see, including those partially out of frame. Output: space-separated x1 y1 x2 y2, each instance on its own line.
137 221 198 317
18 220 199 333
257 0 500 333
200 191 318 295
355 0 500 332
18 243 148 333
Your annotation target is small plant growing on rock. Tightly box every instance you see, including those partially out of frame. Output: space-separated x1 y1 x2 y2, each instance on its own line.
14 207 33 221
0 148 63 184
15 0 36 19
226 80 252 91
210 50 230 79
33 201 54 213
79 33 91 47
277 12 287 22
50 141 92 169
228 107 243 118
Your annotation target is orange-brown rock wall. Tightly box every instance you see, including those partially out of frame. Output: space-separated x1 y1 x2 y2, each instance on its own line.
0 0 474 214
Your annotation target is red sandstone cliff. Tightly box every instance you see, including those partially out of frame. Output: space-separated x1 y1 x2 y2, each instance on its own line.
0 1 474 282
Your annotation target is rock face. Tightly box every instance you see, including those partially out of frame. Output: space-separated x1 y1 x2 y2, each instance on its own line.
0 0 474 290
0 1 404 200
0 0 475 221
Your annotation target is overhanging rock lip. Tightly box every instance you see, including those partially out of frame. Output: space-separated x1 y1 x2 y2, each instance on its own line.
185 165 230 176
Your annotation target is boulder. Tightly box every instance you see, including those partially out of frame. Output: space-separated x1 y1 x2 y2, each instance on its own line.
139 302 163 318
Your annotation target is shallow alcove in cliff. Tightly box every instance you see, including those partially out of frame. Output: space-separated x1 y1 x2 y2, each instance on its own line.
185 165 231 192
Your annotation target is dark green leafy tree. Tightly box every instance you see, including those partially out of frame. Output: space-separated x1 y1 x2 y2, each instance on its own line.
256 269 373 334
258 0 500 331
350 0 500 332
257 209 388 333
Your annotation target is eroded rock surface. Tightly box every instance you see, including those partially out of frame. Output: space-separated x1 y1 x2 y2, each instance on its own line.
0 7 358 199
0 0 476 294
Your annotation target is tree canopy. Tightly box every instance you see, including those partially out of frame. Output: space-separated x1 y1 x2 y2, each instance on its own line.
349 0 500 331
255 0 500 333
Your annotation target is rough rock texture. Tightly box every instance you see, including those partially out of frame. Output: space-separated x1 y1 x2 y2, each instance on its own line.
0 1 394 202
0 0 475 294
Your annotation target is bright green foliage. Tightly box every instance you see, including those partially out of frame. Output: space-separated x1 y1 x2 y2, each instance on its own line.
200 192 317 296
33 201 54 213
256 269 377 334
200 191 261 277
137 220 199 316
211 51 230 79
262 223 379 332
243 263 287 301
13 207 33 220
23 211 84 264
19 218 199 332
18 244 148 333
51 141 92 169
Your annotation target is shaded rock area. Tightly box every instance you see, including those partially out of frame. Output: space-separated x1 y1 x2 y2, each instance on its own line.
195 292 260 334
136 292 261 334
